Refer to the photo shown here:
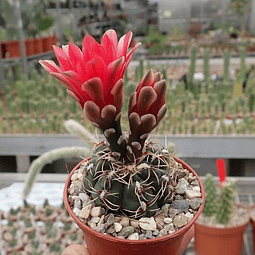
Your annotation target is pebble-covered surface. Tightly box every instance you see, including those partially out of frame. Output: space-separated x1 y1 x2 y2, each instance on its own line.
197 205 249 228
68 160 203 240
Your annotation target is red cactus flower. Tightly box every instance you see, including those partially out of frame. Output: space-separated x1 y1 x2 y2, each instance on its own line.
39 29 140 116
129 70 167 129
127 70 167 160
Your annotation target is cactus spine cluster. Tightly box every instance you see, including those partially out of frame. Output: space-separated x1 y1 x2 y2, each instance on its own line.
203 174 236 225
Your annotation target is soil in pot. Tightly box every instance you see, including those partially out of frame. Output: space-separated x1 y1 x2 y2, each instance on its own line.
195 204 249 255
64 143 205 255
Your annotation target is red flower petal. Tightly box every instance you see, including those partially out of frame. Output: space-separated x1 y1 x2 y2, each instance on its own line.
53 45 72 71
110 79 124 113
117 31 132 58
136 86 157 116
68 43 83 72
82 77 104 107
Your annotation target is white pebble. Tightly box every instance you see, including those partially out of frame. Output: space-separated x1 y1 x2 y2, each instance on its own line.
79 204 92 219
192 186 201 192
79 193 90 202
185 212 194 221
90 207 102 217
185 189 201 199
114 222 123 233
139 218 157 231
73 208 80 216
163 218 173 224
127 233 139 240
91 216 100 223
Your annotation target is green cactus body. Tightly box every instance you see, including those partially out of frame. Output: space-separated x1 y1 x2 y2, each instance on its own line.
83 141 182 218
203 174 216 217
215 182 235 225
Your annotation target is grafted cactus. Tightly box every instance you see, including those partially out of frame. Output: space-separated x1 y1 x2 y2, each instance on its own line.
83 141 185 218
39 29 184 219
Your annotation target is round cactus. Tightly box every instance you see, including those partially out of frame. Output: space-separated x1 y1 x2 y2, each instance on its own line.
83 140 186 218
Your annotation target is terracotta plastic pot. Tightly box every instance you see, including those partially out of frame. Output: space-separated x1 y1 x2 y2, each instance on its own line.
42 36 53 52
25 39 35 56
34 37 44 54
5 40 20 58
249 205 255 254
194 210 249 255
64 156 205 255
0 42 6 58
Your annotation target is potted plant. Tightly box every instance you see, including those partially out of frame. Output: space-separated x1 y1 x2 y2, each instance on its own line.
39 29 205 255
195 159 249 255
249 206 255 253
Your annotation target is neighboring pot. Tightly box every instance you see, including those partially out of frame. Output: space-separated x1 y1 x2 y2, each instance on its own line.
25 39 35 56
249 205 255 254
5 40 20 58
34 37 44 54
64 157 205 255
194 205 249 255
42 36 53 52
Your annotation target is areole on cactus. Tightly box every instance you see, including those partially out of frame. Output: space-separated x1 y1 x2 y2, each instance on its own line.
39 29 174 218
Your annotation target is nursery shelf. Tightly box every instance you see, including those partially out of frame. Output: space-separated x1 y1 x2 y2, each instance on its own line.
1 134 255 173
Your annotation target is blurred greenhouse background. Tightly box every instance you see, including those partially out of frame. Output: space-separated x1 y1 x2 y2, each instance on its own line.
1 0 255 254
1 0 255 176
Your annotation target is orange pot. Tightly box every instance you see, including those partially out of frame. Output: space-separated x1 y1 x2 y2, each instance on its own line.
249 205 255 254
42 36 53 52
5 40 21 58
25 39 35 56
195 215 249 255
64 157 205 255
34 37 44 54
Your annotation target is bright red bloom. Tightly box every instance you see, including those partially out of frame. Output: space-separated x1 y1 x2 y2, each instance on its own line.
217 159 226 186
129 70 167 126
39 29 140 112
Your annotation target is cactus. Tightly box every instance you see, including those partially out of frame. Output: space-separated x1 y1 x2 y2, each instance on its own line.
215 181 236 225
223 50 230 83
203 47 210 84
203 174 216 217
187 44 197 89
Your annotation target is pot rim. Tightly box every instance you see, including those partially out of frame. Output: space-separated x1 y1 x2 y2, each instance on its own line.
64 156 205 244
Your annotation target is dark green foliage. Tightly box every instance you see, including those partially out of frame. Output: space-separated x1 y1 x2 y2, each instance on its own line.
84 141 184 218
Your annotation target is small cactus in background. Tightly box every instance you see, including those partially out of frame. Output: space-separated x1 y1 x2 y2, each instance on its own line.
203 174 216 217
215 181 236 224
202 159 237 225
223 50 230 83
187 44 197 89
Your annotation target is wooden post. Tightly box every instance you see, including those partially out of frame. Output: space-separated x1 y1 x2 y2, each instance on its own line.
249 0 255 32
56 0 64 45
0 40 4 85
14 0 28 79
